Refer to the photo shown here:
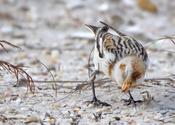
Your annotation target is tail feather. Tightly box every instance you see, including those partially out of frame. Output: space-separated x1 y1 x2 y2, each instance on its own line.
121 76 133 92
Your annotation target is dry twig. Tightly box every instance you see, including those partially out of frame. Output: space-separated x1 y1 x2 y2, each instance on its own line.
38 60 57 97
0 60 35 93
158 35 175 45
0 40 21 51
0 40 34 93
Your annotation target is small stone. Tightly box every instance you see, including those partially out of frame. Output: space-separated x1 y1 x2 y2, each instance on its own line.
25 116 40 124
113 116 120 121
50 50 59 64
44 113 56 125
96 106 112 113
51 50 59 59
73 106 81 113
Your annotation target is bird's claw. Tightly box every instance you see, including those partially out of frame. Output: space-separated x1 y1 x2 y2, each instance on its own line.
122 98 143 106
86 97 111 107
92 99 111 107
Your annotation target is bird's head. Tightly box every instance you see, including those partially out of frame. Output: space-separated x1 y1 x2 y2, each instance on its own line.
85 24 109 36
85 23 109 58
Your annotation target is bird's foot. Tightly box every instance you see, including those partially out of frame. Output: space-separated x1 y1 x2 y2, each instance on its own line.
122 98 143 106
122 90 143 107
86 97 111 107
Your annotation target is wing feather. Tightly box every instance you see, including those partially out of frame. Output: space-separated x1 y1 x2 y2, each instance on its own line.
103 33 148 63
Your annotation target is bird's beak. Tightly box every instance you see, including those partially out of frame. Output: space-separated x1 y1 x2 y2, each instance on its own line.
85 24 99 35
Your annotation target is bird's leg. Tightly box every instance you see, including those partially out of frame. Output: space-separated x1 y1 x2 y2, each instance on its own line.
122 90 143 106
91 70 98 101
87 70 111 107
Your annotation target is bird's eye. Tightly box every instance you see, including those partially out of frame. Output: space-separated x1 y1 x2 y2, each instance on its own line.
101 26 108 32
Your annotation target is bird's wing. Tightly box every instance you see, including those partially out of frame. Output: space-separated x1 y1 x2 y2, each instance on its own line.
103 34 118 53
102 33 119 64
103 34 148 63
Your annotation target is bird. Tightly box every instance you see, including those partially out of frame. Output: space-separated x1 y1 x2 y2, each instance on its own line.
85 21 148 106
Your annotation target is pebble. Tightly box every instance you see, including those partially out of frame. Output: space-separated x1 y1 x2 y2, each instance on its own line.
113 116 121 121
73 106 81 113
51 50 59 59
25 116 40 124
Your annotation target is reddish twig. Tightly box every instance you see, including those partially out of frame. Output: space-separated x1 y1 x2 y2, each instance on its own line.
0 40 34 93
0 60 35 93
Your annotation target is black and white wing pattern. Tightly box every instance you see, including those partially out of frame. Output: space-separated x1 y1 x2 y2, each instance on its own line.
101 32 148 65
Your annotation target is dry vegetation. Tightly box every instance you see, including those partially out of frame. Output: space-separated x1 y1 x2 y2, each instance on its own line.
0 40 34 93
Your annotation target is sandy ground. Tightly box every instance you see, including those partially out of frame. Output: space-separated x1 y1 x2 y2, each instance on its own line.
0 0 175 125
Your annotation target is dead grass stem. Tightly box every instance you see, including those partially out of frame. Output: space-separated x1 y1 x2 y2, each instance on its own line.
0 40 34 93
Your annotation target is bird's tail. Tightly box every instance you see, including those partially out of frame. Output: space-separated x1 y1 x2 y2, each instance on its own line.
120 56 146 92
121 75 133 92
